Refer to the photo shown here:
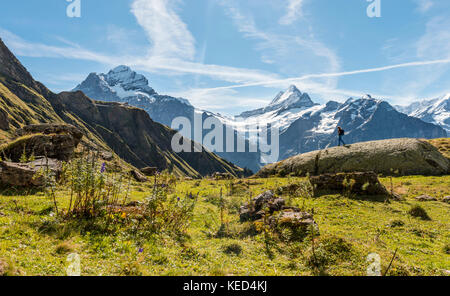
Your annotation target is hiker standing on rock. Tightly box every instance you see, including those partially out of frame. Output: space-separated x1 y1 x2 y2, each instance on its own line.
337 126 346 146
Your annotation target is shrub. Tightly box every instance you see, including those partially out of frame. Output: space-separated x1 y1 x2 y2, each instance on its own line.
388 219 405 228
55 241 76 254
305 236 354 273
141 188 197 234
223 243 243 256
408 205 431 220
444 244 450 255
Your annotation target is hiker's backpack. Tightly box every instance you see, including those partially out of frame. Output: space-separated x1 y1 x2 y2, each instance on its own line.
340 129 345 136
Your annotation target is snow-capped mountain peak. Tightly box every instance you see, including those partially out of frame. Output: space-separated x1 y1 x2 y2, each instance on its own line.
269 85 314 108
395 93 450 133
74 66 192 107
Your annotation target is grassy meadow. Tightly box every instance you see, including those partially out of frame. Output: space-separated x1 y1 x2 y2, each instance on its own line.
0 171 448 276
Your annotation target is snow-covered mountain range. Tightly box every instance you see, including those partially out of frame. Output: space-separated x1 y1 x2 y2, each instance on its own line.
74 66 448 172
396 94 450 133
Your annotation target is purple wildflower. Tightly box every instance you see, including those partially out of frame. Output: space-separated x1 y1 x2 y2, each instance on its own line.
177 197 181 201
138 248 144 253
100 163 106 173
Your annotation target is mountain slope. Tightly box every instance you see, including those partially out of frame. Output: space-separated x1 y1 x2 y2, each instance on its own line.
0 38 244 177
396 94 450 133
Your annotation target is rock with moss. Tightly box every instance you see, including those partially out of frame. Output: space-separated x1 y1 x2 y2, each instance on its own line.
309 172 391 196
256 138 449 177
443 196 450 204
1 124 82 162
239 190 317 234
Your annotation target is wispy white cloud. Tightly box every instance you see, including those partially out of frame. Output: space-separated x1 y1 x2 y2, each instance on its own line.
186 58 450 96
279 0 305 25
131 0 196 60
414 0 433 13
0 28 119 64
218 0 340 82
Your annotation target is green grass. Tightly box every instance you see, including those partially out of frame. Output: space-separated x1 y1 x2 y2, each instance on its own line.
0 175 449 276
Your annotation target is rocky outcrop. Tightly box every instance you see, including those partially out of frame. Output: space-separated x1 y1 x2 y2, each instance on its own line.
239 190 318 234
213 172 234 180
309 172 391 196
443 196 450 204
0 158 62 187
15 124 83 140
140 167 157 176
257 138 449 177
1 124 82 162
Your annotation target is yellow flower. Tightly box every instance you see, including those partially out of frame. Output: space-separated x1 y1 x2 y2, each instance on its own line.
120 212 127 219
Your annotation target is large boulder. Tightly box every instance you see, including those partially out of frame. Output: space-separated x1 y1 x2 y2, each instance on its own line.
0 158 62 187
1 124 82 162
309 172 391 196
257 138 449 177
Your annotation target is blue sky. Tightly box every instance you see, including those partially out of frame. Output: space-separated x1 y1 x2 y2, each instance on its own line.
1 0 449 115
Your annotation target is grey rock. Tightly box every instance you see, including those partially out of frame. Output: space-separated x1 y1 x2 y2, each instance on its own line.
415 195 437 202
0 158 62 187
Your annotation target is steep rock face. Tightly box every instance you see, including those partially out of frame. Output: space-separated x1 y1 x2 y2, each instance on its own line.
256 138 449 177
